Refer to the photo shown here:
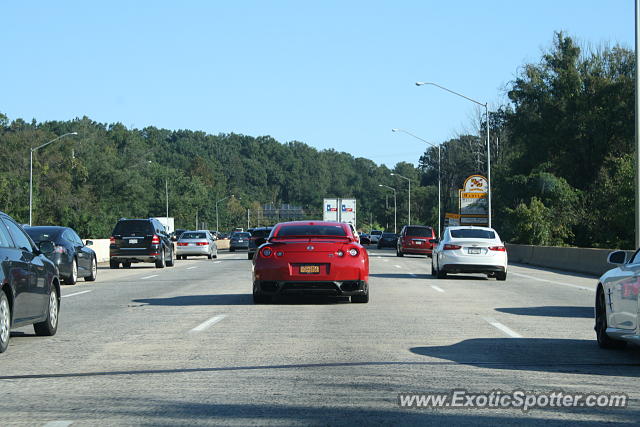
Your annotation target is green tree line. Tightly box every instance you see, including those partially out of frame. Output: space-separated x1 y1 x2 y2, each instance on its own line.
0 32 635 248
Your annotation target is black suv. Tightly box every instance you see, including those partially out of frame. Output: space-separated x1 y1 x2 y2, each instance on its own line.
247 226 273 260
109 218 175 269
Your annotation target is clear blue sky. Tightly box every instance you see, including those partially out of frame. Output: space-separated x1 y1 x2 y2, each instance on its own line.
1 1 634 168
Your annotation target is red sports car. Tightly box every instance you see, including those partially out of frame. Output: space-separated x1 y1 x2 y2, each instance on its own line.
252 221 369 303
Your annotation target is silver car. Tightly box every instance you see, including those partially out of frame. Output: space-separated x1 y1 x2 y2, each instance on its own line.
176 230 218 260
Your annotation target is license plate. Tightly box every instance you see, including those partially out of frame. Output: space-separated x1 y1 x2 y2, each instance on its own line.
189 243 195 246
129 239 138 244
300 265 320 274
238 239 244 243
414 240 424 245
468 248 481 254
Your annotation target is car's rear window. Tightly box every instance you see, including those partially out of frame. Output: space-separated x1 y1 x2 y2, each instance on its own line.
404 226 433 237
277 225 347 237
382 233 397 238
25 228 62 243
450 229 496 239
113 220 154 236
181 232 207 239
371 230 383 236
233 232 251 238
251 229 272 238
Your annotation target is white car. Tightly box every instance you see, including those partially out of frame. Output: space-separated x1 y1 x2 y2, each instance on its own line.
370 230 383 244
431 226 507 280
594 250 640 349
176 230 218 260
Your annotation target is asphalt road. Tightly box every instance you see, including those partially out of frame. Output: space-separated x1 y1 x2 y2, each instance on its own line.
1 248 639 426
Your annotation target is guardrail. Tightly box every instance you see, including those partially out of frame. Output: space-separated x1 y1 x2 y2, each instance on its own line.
506 244 635 277
86 238 230 263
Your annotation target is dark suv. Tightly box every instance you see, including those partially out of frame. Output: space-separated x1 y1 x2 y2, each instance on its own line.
109 218 175 268
247 227 273 260
397 225 436 257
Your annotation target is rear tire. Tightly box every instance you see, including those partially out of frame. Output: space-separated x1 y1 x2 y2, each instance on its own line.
155 249 166 268
248 253 254 260
166 248 174 267
595 287 627 349
396 247 404 257
65 259 78 285
229 248 235 252
34 286 58 337
351 293 369 303
122 261 131 268
436 266 447 279
109 260 119 269
496 271 507 281
253 292 269 304
85 256 97 281
0 289 10 353
208 253 213 259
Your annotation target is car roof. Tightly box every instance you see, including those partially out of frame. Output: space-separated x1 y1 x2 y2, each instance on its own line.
446 226 496 231
276 220 348 227
25 225 68 231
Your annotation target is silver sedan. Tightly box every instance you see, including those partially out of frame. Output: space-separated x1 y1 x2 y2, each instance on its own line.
176 230 218 260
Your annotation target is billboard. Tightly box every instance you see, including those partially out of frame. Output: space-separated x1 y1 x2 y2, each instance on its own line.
323 198 339 222
323 198 356 225
458 175 488 227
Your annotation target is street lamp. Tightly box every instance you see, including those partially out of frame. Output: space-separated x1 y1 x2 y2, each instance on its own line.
29 132 78 225
390 172 411 226
416 81 491 227
378 184 397 234
215 195 234 232
392 128 442 237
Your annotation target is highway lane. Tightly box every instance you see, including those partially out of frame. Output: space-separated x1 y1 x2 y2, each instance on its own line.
0 248 639 426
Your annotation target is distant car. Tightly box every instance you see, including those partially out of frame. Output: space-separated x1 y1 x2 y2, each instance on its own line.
0 211 60 353
370 230 383 244
229 232 251 252
359 233 371 245
248 227 273 260
25 226 98 285
172 229 187 241
431 226 507 280
377 233 398 249
396 225 436 257
594 250 640 349
176 230 217 260
252 220 369 303
109 218 175 268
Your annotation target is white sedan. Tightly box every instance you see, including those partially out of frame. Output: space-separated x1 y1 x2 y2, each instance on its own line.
431 226 508 280
594 250 640 349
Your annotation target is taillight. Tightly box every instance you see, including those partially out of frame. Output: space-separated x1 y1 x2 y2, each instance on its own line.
110 236 115 244
151 235 160 245
260 247 273 257
177 242 188 246
54 245 66 254
443 244 461 250
196 242 208 246
489 246 506 252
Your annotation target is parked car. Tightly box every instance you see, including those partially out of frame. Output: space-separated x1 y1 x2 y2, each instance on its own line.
370 230 383 244
431 226 507 280
0 211 60 353
594 250 640 349
109 218 175 268
252 221 369 303
377 232 398 249
229 232 251 252
396 225 436 257
248 227 273 260
25 226 97 285
176 230 217 260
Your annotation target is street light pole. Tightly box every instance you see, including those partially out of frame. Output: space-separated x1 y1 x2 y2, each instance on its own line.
29 132 78 225
416 81 491 228
378 184 397 233
390 172 411 226
392 128 442 237
215 194 234 232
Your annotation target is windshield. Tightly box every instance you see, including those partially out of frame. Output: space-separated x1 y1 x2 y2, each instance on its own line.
181 232 207 239
450 229 496 239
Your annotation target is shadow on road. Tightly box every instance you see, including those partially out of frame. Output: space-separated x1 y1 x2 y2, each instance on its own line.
410 338 640 376
133 294 253 306
370 273 421 279
495 306 594 319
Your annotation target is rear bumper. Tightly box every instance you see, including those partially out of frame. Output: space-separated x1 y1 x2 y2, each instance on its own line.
230 243 249 250
400 246 433 255
110 252 160 263
442 264 506 274
254 280 368 296
176 246 211 255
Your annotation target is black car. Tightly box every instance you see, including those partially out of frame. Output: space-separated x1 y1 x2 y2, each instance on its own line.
109 218 175 268
25 226 97 285
229 232 251 252
247 227 273 259
0 211 60 353
172 228 187 242
377 232 398 249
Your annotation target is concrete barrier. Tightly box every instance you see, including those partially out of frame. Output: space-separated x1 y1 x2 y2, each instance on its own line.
84 238 231 263
506 244 635 277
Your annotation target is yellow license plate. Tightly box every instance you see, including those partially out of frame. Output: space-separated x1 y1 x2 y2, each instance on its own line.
300 265 320 274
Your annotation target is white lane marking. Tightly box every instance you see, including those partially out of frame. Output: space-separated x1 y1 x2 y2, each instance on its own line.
142 274 159 280
483 317 522 338
511 272 594 292
431 285 445 293
43 421 73 427
187 266 198 270
382 259 389 263
61 290 92 298
190 314 227 333
214 261 222 264
394 264 402 269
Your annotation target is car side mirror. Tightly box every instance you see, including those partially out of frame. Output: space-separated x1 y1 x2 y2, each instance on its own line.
39 240 56 255
607 250 627 265
85 240 93 246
